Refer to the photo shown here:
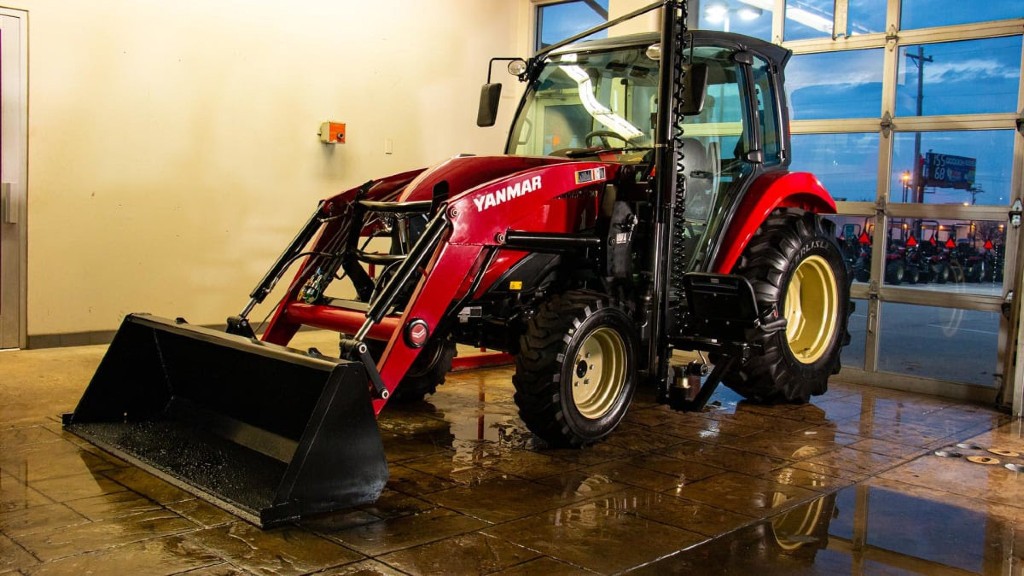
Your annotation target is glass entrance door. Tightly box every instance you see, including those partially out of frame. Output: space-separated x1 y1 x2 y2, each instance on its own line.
0 10 27 349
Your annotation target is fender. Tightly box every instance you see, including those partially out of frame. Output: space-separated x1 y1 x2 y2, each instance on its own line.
712 171 836 273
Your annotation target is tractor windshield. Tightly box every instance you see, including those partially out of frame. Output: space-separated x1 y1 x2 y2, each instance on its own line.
507 43 755 180
507 46 658 159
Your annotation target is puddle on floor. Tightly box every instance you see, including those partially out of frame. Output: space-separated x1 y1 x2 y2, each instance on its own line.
632 483 1023 574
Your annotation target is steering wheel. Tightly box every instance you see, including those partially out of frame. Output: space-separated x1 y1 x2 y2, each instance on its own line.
585 130 629 149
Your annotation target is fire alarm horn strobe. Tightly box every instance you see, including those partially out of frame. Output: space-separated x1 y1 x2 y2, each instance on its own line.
319 122 346 144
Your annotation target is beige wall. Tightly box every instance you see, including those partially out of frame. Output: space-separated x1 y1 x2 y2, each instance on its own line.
14 0 528 336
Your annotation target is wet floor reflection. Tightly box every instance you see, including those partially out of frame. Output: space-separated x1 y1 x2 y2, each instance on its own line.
3 339 1019 575
635 483 1023 574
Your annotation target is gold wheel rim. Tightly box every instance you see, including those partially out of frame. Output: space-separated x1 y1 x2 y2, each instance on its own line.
571 327 626 419
784 255 839 364
770 495 827 551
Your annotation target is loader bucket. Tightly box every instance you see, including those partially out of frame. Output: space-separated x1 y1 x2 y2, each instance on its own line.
62 313 387 528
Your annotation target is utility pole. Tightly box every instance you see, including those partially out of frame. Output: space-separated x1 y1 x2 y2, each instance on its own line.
907 46 933 205
968 184 985 206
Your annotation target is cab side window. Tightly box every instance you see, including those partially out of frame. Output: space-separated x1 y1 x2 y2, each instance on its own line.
752 56 782 166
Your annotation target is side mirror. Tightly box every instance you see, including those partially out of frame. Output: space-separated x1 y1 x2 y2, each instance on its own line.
477 58 527 128
679 63 709 116
477 83 502 127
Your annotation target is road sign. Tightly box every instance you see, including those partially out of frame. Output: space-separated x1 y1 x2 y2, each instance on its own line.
923 152 976 190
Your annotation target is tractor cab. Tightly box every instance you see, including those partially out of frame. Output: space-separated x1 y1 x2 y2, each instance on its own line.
495 31 792 273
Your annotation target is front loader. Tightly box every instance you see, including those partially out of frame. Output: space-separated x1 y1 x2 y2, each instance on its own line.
64 0 851 527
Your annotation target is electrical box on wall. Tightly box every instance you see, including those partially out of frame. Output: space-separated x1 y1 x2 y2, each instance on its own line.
319 122 346 144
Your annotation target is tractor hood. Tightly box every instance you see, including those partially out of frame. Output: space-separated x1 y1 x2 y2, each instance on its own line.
394 155 573 205
321 154 599 220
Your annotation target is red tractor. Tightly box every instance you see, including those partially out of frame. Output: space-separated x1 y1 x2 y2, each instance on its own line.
65 1 851 527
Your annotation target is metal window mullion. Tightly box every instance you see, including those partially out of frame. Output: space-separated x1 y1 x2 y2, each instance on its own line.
886 0 901 39
886 204 1007 221
835 200 876 217
897 20 1024 46
772 0 785 45
1008 34 1024 416
862 34 899 377
785 33 887 53
878 288 1004 312
791 119 883 134
833 0 848 40
892 114 1019 132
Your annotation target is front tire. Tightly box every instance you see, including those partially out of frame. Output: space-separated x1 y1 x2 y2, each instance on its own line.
513 290 637 447
724 210 851 403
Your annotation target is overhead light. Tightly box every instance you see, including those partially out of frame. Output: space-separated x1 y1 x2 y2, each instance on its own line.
704 1 729 23
737 6 762 20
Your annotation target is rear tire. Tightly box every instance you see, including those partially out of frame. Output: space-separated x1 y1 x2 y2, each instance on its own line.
723 210 851 403
885 260 905 285
966 260 986 283
949 260 965 283
906 265 920 285
853 258 870 282
513 290 637 447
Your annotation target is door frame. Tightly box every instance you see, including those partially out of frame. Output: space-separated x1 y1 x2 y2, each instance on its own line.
0 7 27 349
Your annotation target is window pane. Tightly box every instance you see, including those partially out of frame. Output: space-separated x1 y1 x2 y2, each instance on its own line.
536 0 609 50
699 1 774 41
752 56 781 165
835 215 875 284
842 297 868 369
878 303 999 387
791 133 878 202
784 0 833 41
847 0 886 36
901 0 1024 30
892 130 1014 206
786 50 883 120
896 37 1022 117
881 218 1007 291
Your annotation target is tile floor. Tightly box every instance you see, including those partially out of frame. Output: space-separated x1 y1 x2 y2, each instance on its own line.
2 338 1022 575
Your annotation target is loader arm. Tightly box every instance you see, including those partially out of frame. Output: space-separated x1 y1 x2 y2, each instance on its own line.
369 161 616 413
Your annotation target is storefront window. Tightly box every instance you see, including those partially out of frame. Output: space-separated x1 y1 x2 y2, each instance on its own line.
784 0 833 41
847 0 886 36
536 0 608 50
897 37 1022 117
699 0 774 41
791 133 878 202
892 130 1014 207
786 50 884 119
878 303 1000 387
880 218 1007 291
901 0 1023 30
